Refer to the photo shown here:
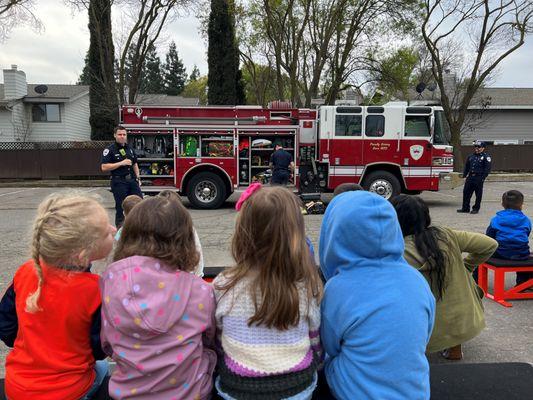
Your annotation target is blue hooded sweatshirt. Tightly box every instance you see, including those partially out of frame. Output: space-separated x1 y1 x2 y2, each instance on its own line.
319 191 435 400
486 209 531 260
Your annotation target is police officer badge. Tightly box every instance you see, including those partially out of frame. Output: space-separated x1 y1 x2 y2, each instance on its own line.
410 145 424 161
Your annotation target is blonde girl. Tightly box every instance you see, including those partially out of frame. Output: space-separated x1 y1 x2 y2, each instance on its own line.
214 185 323 400
0 192 116 400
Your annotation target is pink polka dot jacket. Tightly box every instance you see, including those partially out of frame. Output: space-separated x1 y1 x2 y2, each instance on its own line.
100 255 217 400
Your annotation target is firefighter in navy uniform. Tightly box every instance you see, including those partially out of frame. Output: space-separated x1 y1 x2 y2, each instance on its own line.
457 141 492 214
269 143 295 186
101 126 143 227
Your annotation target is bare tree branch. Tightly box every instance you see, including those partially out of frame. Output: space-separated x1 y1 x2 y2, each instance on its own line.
0 0 42 42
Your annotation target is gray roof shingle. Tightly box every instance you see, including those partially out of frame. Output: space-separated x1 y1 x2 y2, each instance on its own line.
409 87 533 108
0 84 89 102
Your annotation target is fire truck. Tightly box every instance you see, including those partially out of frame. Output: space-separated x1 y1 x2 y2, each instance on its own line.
120 101 455 209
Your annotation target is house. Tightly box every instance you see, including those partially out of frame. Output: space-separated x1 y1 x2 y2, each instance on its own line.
0 65 91 142
461 88 533 145
0 65 200 142
404 85 533 145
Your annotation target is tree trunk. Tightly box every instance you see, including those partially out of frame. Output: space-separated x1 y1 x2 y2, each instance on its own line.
449 124 464 172
88 0 118 140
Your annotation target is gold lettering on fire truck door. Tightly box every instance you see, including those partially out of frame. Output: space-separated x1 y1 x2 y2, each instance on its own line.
370 142 391 151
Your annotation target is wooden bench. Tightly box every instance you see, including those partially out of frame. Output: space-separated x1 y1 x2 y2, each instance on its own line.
478 257 533 307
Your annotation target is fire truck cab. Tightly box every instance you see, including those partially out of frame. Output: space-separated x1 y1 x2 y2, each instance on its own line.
120 101 454 209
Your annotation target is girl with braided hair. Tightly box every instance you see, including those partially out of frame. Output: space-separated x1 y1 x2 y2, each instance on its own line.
0 192 116 400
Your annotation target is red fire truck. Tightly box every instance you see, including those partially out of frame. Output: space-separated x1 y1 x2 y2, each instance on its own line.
120 102 454 208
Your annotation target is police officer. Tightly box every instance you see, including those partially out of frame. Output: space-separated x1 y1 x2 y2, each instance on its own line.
269 143 294 185
457 141 492 214
101 126 143 227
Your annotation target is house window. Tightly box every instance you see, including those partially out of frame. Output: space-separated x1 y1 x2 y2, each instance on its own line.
32 104 61 122
405 115 430 137
335 114 362 136
365 115 385 137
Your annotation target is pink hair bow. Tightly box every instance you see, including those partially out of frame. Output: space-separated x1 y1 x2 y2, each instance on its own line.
235 183 262 211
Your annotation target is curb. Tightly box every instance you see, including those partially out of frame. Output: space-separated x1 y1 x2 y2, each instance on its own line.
487 174 533 182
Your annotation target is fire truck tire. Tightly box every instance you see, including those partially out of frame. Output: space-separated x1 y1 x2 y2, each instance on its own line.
362 171 401 200
186 172 227 209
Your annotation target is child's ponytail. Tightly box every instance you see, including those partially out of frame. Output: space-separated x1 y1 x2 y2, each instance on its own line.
26 196 56 313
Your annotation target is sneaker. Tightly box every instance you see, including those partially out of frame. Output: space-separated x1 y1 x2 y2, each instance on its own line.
440 344 463 360
457 209 470 213
470 210 479 214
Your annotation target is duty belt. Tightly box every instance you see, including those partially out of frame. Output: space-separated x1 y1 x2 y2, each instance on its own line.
112 174 134 180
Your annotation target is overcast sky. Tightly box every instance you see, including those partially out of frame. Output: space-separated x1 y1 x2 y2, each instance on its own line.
1 0 532 88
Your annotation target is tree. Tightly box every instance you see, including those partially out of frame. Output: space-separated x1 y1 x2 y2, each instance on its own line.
207 0 242 105
87 0 118 140
141 44 164 93
163 41 187 95
77 50 91 85
365 47 420 101
189 65 200 82
0 0 42 42
116 0 191 104
182 75 208 105
421 0 533 168
242 0 418 107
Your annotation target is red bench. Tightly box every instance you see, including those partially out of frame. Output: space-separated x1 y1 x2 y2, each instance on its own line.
478 257 533 307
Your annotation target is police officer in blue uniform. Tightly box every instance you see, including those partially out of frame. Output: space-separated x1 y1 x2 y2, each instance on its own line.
269 143 294 185
101 126 142 227
457 141 492 214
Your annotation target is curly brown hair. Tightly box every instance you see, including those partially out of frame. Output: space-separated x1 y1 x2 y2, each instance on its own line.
113 196 199 271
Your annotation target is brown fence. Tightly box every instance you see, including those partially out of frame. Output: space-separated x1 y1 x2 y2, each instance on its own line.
460 144 533 172
0 141 111 179
0 142 532 180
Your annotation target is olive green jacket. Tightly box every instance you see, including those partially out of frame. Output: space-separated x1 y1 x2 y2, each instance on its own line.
403 227 498 352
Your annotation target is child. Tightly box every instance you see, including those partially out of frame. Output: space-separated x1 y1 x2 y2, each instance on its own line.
115 195 143 241
0 192 116 400
157 190 205 276
101 196 216 400
486 190 533 286
214 185 323 400
332 182 363 197
319 191 435 400
392 194 497 361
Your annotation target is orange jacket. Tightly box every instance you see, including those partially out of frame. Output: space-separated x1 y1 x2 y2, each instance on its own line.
3 260 102 400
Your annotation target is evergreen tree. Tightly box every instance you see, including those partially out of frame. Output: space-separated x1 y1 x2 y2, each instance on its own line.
77 51 91 85
235 50 246 104
207 0 239 105
141 44 164 94
162 41 187 95
88 0 118 140
189 65 200 82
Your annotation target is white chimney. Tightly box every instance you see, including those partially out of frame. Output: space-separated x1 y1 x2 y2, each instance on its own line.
3 65 27 100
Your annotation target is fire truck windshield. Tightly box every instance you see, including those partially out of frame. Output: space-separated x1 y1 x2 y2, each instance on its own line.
434 111 450 145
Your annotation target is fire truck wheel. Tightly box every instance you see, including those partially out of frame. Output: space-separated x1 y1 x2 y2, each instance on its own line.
187 172 227 209
362 171 401 200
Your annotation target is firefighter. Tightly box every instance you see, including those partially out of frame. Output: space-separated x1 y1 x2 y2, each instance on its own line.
457 141 492 214
101 126 143 227
269 143 294 186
